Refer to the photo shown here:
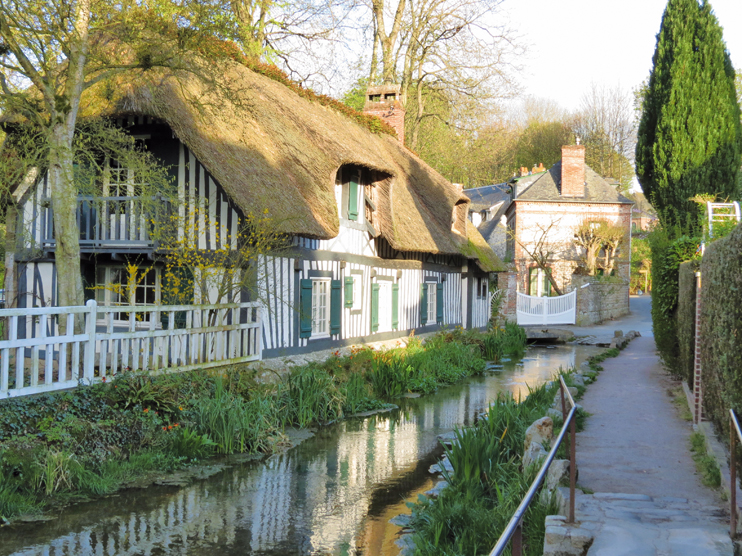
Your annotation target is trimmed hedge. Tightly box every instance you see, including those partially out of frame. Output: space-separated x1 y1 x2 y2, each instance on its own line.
677 260 700 388
650 233 701 373
699 224 742 438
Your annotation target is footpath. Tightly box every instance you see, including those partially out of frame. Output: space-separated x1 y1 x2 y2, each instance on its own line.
549 297 733 555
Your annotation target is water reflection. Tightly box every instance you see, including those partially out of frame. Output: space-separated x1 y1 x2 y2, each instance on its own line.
0 345 599 556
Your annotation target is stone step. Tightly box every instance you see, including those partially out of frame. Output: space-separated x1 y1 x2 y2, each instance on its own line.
546 492 734 556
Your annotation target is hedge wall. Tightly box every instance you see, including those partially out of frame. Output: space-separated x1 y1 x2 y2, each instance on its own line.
650 234 701 373
700 224 742 436
677 261 699 388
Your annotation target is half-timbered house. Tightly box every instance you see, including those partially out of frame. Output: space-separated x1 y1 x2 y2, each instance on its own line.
6 55 502 358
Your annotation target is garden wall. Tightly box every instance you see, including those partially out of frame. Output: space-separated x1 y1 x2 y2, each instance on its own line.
699 225 742 436
495 271 517 323
572 275 630 326
677 261 699 388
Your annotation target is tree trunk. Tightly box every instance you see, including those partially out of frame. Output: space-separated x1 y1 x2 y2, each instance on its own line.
48 126 85 311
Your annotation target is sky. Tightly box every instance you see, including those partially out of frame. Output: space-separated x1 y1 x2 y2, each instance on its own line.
503 0 742 112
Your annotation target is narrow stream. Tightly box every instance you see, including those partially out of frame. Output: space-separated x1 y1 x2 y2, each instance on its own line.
0 344 600 556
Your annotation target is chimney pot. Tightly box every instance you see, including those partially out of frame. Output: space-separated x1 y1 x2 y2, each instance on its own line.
363 84 405 144
560 145 586 197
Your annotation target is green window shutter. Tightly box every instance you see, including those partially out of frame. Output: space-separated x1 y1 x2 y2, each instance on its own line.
344 276 354 308
543 270 551 297
392 283 399 330
420 283 428 325
300 279 313 338
330 279 342 336
371 283 380 332
436 282 444 324
348 177 359 221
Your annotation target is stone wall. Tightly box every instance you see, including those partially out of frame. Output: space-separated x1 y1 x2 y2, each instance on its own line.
572 275 630 326
494 270 517 323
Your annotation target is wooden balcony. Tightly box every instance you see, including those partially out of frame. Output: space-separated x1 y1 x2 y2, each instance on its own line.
41 196 170 253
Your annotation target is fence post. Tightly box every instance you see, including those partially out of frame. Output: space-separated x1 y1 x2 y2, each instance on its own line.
83 299 97 382
569 412 576 523
693 271 703 426
732 411 737 539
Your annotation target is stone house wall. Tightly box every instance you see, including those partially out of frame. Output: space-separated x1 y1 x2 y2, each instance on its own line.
508 200 632 295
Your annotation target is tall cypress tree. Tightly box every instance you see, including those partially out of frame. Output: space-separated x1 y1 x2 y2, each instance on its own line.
636 0 742 230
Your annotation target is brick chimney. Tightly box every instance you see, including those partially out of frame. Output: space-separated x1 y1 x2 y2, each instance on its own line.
560 144 586 197
363 85 405 144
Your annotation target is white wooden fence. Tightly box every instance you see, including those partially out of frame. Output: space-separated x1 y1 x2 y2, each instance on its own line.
516 290 576 326
0 300 262 398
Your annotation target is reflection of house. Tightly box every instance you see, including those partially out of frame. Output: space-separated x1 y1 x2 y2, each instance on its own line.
505 144 633 299
8 55 501 356
464 183 511 260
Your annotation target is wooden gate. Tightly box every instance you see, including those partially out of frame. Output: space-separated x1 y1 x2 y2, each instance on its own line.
516 290 576 326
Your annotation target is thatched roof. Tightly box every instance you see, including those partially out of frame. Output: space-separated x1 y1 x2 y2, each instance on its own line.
67 57 501 271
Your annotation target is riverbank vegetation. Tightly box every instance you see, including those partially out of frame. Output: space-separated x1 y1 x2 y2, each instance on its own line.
0 324 527 522
408 348 618 555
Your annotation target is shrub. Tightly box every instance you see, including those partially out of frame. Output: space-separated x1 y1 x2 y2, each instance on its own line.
649 230 700 372
677 260 699 388
167 426 216 460
699 223 742 444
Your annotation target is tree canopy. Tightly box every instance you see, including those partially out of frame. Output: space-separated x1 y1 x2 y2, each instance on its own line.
635 0 742 230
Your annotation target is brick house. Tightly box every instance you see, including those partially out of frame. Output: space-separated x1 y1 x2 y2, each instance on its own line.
505 144 634 301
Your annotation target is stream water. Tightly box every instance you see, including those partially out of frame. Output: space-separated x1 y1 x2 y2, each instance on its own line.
0 344 600 556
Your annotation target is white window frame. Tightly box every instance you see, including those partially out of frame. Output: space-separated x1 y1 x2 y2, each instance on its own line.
351 274 361 311
427 281 437 325
95 266 161 326
311 278 331 338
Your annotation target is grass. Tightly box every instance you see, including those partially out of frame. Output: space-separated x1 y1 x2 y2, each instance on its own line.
0 323 528 522
690 432 722 488
671 386 693 422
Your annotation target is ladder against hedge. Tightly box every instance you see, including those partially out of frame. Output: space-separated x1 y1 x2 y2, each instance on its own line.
707 201 741 238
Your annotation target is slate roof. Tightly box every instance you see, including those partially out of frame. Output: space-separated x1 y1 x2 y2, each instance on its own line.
514 163 633 204
465 183 511 211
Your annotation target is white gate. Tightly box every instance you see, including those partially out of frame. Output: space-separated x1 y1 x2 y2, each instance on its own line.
516 290 576 326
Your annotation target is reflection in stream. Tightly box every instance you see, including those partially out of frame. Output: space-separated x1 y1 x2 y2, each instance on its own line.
0 344 599 556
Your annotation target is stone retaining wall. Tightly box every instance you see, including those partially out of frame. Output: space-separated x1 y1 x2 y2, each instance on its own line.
572 275 630 326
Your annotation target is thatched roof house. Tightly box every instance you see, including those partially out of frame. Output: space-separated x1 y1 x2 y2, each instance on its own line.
68 56 501 271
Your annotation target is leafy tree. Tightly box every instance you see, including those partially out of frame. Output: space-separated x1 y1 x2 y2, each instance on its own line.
635 0 742 230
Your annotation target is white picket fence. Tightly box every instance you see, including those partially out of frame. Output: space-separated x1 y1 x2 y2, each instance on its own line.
0 300 262 398
516 290 576 326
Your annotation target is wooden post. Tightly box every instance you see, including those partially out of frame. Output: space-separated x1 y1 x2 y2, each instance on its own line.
693 271 703 426
732 411 737 539
83 299 97 382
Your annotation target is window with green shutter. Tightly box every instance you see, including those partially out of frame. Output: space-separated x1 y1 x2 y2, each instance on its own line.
300 279 313 338
344 276 354 308
330 280 342 335
371 283 380 332
420 283 428 325
436 282 444 324
392 283 399 330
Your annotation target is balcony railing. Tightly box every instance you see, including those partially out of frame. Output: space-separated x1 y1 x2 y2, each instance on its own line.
41 195 170 251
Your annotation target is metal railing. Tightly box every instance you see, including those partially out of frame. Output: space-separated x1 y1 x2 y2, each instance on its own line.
729 409 742 538
489 375 577 556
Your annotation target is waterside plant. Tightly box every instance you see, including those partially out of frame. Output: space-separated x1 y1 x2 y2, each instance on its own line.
0 323 527 522
408 347 621 555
